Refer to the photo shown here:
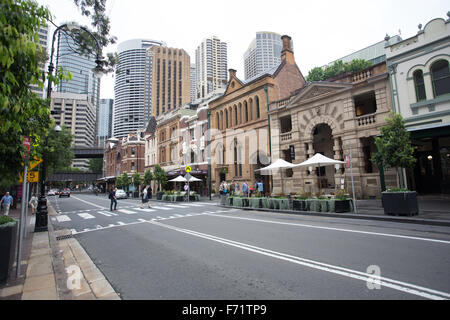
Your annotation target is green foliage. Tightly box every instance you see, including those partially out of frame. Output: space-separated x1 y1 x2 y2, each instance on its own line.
89 158 103 173
0 216 15 225
119 172 131 191
295 190 311 200
132 172 141 188
44 125 75 176
334 189 349 200
386 188 410 193
371 112 416 170
143 169 154 186
306 59 372 82
115 175 123 189
315 191 326 200
153 164 167 191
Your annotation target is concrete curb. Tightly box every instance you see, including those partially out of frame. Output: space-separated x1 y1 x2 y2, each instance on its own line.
219 205 450 227
48 203 121 300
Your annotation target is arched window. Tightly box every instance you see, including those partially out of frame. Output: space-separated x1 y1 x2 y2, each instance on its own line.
229 107 232 128
255 96 260 119
225 109 228 128
413 70 426 102
234 105 238 126
249 99 253 121
431 60 450 97
244 101 249 122
238 103 242 124
216 112 219 130
220 111 223 130
233 139 242 177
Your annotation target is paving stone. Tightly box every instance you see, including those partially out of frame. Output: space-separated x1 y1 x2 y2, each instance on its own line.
26 255 53 277
22 287 58 300
82 266 104 284
78 258 96 271
0 285 23 298
90 279 115 298
29 247 51 258
69 278 91 297
98 292 121 300
23 274 56 293
74 292 96 300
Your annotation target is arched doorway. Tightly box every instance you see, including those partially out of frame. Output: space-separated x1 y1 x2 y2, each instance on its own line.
312 124 335 190
251 151 271 196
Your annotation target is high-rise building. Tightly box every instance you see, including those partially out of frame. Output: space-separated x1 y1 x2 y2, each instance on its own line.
195 36 227 99
113 39 166 138
56 30 100 111
50 92 96 170
244 31 284 81
30 25 49 97
97 99 114 147
148 46 191 117
190 64 197 102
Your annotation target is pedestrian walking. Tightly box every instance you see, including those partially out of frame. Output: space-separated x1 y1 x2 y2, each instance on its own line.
109 188 117 211
234 181 241 196
148 185 153 199
140 186 152 209
242 181 249 197
219 182 224 195
0 192 13 216
29 193 38 215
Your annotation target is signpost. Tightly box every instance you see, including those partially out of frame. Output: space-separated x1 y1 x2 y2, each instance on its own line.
185 167 192 202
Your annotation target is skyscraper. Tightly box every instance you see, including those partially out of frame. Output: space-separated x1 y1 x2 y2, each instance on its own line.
113 39 166 138
190 64 197 102
195 36 227 99
56 30 100 110
97 99 114 147
30 25 49 98
148 46 191 117
244 31 285 80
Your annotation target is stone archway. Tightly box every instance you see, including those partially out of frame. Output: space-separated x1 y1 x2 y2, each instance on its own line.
250 151 271 195
312 123 336 190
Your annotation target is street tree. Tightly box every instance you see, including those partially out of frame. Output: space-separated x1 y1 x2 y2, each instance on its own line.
371 111 416 189
89 158 103 173
120 172 131 192
45 125 75 177
132 172 142 194
153 165 167 192
143 169 154 187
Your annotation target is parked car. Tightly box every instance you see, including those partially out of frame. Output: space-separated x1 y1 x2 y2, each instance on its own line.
47 189 58 196
59 188 71 198
115 189 127 199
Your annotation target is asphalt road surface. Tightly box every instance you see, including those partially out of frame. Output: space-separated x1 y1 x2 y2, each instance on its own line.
48 193 450 300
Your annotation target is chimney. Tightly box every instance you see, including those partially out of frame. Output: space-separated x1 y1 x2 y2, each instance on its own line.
281 35 295 65
228 69 237 80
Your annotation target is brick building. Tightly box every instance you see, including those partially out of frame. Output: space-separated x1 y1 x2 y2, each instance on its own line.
208 35 306 193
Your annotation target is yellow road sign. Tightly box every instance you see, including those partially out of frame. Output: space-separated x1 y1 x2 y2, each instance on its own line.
18 171 39 183
29 158 43 171
185 166 192 173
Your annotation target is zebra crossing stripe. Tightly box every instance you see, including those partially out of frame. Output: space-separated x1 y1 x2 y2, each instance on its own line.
184 203 203 207
136 208 156 212
117 221 126 225
78 213 95 220
166 205 188 208
98 211 112 217
56 215 71 222
156 216 166 220
151 206 171 211
174 214 184 217
118 209 136 215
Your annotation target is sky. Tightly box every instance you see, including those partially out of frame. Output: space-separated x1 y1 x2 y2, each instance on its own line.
36 0 449 99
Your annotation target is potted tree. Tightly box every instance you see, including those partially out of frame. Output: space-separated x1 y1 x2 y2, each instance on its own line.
154 165 167 200
334 190 352 213
372 112 418 216
293 191 310 211
0 216 18 284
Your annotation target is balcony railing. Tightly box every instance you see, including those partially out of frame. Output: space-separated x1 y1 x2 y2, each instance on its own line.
352 69 372 83
280 132 292 142
357 114 376 126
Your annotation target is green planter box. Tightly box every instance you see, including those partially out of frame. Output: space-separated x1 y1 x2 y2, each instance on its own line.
334 200 351 213
306 199 320 212
226 197 234 206
328 200 335 213
293 199 307 211
382 192 418 216
318 200 328 212
251 198 263 209
233 198 243 207
0 221 18 284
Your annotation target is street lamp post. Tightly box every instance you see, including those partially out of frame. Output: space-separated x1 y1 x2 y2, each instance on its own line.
35 23 104 232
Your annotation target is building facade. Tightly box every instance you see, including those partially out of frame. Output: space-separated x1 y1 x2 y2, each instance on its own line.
56 30 100 115
209 35 306 193
385 15 450 194
50 92 96 170
148 46 191 117
190 64 197 102
269 62 398 198
113 39 166 138
30 25 49 98
244 31 283 81
195 36 228 99
97 99 114 147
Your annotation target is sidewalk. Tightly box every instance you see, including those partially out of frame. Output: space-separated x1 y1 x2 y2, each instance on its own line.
0 203 120 300
219 197 450 227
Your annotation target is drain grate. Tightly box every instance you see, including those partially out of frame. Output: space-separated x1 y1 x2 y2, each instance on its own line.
56 234 73 241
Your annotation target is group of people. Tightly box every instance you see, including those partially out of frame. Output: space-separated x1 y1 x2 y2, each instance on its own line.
218 180 265 197
107 185 153 211
0 192 39 216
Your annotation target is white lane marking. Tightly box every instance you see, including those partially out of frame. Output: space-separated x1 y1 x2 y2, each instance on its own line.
78 213 95 220
156 216 166 220
151 206 171 211
168 216 176 219
70 229 77 235
56 215 71 222
138 219 147 222
165 205 188 209
68 221 147 235
98 211 112 217
96 225 103 229
71 195 108 209
136 208 156 212
174 214 184 217
148 221 450 300
118 209 137 215
206 213 450 245
117 221 126 225
183 203 204 207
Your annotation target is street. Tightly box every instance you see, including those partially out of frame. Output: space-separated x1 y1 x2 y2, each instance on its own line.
48 194 450 300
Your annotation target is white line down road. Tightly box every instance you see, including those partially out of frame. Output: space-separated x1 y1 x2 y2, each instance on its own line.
148 221 450 300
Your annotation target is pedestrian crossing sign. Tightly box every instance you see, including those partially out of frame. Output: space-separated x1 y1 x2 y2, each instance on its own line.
185 166 192 173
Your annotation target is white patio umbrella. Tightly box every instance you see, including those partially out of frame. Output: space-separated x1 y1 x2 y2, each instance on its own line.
293 153 345 194
255 158 296 195
169 175 187 182
186 175 202 182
